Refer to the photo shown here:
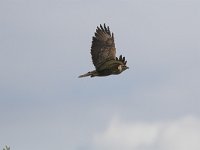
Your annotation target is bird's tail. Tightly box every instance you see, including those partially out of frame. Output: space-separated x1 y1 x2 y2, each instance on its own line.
78 70 98 78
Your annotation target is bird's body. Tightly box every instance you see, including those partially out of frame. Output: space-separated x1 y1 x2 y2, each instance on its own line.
79 24 128 78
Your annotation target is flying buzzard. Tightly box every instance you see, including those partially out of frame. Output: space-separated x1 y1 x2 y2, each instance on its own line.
79 24 129 78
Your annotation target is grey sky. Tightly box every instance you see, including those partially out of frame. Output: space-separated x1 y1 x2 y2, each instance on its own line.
0 0 200 150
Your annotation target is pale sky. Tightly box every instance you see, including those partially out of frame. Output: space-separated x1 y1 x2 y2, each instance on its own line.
0 0 200 150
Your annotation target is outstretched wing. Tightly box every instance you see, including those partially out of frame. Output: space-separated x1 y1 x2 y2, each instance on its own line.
116 55 127 65
91 24 116 70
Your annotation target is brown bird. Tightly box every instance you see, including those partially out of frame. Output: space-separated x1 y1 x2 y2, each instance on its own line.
79 24 129 78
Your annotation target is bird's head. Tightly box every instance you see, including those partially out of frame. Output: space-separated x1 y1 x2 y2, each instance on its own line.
122 65 129 71
118 64 129 72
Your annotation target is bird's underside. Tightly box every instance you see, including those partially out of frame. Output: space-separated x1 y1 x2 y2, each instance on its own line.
79 24 129 78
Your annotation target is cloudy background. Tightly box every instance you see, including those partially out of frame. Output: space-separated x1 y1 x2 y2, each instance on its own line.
0 0 200 150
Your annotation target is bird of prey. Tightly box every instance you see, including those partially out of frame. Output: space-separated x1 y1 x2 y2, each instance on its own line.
79 24 129 78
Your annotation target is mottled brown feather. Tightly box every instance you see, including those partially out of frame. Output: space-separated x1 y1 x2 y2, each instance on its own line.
91 24 116 70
